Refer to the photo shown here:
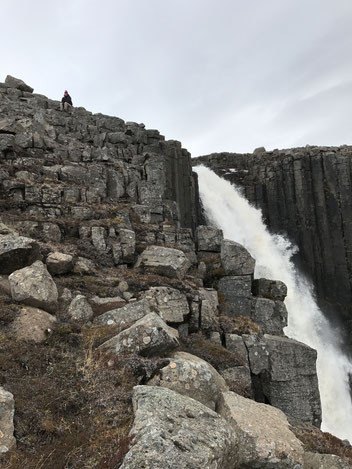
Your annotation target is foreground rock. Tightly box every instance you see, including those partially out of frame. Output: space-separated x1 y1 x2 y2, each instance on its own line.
0 234 40 274
99 312 179 356
9 261 58 313
219 391 304 468
120 386 237 469
0 387 16 453
147 351 228 410
304 452 350 468
10 307 57 343
135 245 191 279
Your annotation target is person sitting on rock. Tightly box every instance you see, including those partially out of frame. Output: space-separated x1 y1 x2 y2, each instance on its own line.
60 90 73 112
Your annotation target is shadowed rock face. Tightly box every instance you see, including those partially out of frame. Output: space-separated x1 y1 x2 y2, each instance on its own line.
193 147 352 344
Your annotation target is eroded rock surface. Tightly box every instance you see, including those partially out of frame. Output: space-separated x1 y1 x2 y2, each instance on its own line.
120 386 238 469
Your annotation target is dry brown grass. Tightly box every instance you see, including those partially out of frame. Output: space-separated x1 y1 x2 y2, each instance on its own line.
218 314 261 335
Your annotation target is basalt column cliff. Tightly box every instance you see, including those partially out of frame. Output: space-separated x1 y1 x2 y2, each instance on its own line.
194 148 352 345
0 76 351 468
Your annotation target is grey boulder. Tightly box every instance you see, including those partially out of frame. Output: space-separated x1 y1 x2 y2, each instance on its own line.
94 299 150 326
99 312 179 356
67 295 94 323
0 234 40 274
221 239 255 276
120 386 238 469
141 287 189 323
147 351 228 410
135 245 191 279
219 391 304 468
303 452 351 468
46 251 74 275
9 260 58 313
195 225 223 252
5 75 34 93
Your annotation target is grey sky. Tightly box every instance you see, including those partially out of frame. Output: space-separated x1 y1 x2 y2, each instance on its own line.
2 0 352 155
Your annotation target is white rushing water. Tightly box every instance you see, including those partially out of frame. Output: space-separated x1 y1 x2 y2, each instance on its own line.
195 165 352 441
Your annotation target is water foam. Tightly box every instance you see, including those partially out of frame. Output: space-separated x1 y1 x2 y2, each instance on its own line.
195 165 352 441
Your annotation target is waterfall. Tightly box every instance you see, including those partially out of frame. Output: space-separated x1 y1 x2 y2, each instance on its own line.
194 165 352 441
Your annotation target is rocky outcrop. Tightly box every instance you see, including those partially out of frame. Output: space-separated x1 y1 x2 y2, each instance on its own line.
120 386 238 469
193 147 352 340
147 351 228 410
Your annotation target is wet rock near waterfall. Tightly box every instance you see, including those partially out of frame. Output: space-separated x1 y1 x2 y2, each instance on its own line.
0 234 40 275
218 391 304 468
8 260 58 313
251 297 288 335
67 294 94 323
195 225 223 252
98 312 179 356
10 306 57 343
252 278 288 301
135 245 191 279
221 239 255 276
120 386 238 469
94 298 150 326
141 287 189 324
147 351 228 410
243 334 322 426
0 387 16 454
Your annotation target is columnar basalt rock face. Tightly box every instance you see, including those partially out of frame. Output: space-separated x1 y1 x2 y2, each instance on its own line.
193 148 352 341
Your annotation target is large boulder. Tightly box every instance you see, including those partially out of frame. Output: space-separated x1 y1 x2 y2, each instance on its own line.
243 334 322 426
0 387 16 453
94 299 150 326
147 351 228 410
141 287 189 323
135 245 191 279
218 391 304 468
5 75 34 93
99 312 179 356
46 251 74 275
0 234 40 274
9 261 58 313
220 239 255 276
10 306 57 343
120 386 238 469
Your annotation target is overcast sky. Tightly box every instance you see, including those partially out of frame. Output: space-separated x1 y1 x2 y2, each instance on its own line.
2 0 352 156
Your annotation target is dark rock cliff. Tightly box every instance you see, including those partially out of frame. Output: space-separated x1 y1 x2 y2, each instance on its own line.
193 147 352 344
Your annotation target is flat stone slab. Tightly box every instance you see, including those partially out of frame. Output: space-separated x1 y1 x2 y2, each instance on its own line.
219 391 304 468
99 312 179 356
135 245 191 279
94 299 150 326
120 386 237 469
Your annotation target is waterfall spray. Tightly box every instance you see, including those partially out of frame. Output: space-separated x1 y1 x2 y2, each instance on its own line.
195 165 352 441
